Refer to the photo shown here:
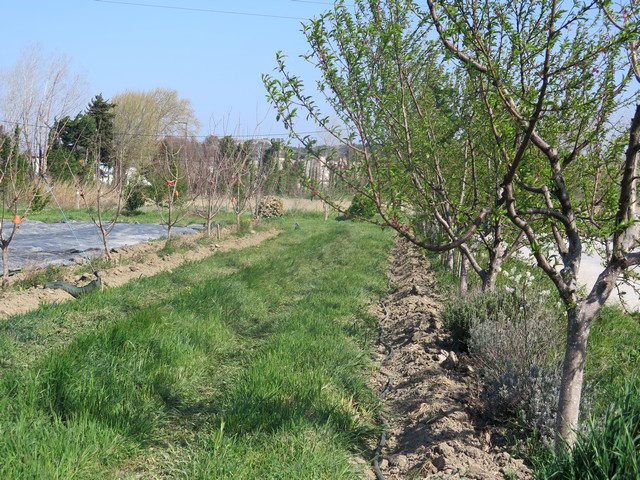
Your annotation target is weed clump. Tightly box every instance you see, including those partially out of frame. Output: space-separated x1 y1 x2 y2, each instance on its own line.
483 365 561 445
13 265 67 290
346 192 377 219
124 182 146 214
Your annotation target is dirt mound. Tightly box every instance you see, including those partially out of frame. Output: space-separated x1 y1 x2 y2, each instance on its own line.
372 239 532 479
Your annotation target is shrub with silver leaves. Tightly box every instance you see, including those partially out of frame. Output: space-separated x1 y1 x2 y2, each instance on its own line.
443 267 565 445
483 364 561 446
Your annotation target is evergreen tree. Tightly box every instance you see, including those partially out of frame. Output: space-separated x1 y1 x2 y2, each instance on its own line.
86 94 115 166
48 113 96 180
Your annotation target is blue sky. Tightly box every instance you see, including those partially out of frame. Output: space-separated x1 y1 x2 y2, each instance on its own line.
1 0 332 138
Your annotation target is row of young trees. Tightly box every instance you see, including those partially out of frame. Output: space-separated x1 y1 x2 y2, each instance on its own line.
1 123 308 278
264 0 639 448
0 46 324 284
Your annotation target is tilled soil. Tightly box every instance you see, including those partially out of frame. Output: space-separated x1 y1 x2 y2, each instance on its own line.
371 238 532 479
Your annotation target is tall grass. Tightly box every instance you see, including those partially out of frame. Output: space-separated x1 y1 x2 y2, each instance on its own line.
0 214 392 478
586 307 640 407
532 378 640 479
529 307 640 478
26 202 240 226
23 181 241 226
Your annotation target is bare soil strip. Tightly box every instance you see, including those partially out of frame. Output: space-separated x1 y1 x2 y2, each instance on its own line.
372 239 532 479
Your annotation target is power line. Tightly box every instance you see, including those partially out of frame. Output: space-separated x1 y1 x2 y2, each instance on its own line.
208 130 325 139
94 0 308 21
291 0 355 6
0 118 325 140
291 0 334 4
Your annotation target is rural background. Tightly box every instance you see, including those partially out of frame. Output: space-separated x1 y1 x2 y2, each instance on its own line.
0 0 638 478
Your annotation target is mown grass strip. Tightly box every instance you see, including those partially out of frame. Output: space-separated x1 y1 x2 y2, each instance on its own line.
0 214 392 478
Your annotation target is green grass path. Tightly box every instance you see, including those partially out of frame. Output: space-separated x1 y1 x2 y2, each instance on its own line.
0 214 393 479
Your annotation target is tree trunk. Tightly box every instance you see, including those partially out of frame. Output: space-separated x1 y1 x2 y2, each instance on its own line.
555 263 623 448
446 249 455 271
100 225 112 262
207 195 213 237
480 265 500 291
555 302 593 448
483 237 504 291
2 245 9 287
459 254 469 295
167 200 173 239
